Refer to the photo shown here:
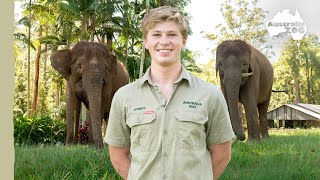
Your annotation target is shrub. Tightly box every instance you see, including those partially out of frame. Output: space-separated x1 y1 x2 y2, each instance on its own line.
14 115 66 145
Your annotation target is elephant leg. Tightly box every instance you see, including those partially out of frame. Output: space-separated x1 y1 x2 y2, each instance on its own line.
241 94 260 141
258 100 270 139
66 82 81 145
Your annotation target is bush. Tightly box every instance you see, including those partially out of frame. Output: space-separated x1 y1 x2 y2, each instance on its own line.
14 115 66 145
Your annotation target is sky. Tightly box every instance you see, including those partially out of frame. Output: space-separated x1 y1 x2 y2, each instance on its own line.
185 0 320 65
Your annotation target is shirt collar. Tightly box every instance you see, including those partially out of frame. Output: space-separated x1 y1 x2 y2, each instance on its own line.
137 66 191 86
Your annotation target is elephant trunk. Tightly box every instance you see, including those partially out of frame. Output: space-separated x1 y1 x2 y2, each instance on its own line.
84 73 104 149
224 75 246 141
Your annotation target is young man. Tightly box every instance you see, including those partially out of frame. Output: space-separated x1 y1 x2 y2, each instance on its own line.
105 6 235 180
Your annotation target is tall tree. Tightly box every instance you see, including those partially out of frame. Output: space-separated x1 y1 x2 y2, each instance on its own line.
205 0 272 56
27 0 32 118
274 34 320 106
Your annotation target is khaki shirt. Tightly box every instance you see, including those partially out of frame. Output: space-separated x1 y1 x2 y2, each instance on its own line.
105 66 235 180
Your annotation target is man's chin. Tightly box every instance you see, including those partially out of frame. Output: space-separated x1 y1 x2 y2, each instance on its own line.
157 60 179 67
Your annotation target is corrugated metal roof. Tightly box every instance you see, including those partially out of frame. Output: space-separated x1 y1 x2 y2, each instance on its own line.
286 103 320 119
268 103 320 120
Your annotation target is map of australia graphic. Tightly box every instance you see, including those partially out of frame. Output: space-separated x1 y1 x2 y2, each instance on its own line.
266 9 307 40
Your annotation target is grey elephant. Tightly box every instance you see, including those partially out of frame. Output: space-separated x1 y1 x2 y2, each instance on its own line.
216 40 274 141
50 42 129 149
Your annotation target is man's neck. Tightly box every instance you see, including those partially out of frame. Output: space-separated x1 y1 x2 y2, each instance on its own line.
149 63 182 86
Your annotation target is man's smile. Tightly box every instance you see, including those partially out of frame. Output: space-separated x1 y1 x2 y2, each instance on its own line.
157 49 172 53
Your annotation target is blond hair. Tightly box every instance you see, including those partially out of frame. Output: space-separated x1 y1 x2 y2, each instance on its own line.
141 6 188 39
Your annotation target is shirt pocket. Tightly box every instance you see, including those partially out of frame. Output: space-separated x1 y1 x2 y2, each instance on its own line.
175 112 207 151
126 113 158 152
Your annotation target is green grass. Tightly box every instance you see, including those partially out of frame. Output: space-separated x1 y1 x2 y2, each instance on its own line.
221 128 320 180
14 145 122 180
15 129 320 179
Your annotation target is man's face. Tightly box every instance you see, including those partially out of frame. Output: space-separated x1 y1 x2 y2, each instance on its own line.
144 21 186 67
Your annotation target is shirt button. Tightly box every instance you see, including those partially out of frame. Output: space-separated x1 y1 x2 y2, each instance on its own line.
163 175 167 179
138 120 141 123
161 105 166 107
163 153 168 157
164 130 168 134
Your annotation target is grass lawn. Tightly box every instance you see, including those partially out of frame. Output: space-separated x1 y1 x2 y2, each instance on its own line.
15 128 320 179
221 128 320 180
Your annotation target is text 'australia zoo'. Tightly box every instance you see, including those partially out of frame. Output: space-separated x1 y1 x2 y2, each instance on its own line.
183 101 202 109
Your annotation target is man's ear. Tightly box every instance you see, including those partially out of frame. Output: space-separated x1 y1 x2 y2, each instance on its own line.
182 39 187 47
144 38 149 49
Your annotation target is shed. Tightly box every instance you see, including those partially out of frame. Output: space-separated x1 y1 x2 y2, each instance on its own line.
267 103 320 128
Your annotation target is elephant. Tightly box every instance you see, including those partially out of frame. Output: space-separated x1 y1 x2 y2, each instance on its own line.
50 41 129 149
216 40 274 141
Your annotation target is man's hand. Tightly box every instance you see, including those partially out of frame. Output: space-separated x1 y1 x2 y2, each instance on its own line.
109 145 131 180
209 140 232 179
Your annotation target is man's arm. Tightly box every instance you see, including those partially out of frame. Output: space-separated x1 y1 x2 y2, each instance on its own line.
109 145 131 180
209 140 232 179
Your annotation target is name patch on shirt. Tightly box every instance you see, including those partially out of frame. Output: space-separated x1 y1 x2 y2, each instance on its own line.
183 101 202 109
134 107 146 111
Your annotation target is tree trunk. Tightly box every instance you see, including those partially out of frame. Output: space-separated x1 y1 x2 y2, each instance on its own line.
106 0 114 49
159 0 167 6
294 77 300 103
27 0 32 118
305 54 311 103
91 14 95 42
81 16 88 41
106 24 113 48
123 0 129 67
139 47 145 78
31 25 43 115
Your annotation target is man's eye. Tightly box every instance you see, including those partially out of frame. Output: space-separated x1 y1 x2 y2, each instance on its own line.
153 34 161 37
169 34 177 36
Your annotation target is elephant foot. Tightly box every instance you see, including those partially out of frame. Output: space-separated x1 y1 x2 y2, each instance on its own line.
94 139 104 149
247 134 261 142
261 133 270 139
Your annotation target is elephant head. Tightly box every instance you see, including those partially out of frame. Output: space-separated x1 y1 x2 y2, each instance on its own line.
50 41 128 149
216 40 255 141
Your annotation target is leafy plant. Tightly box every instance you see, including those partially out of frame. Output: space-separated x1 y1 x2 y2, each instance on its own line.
14 115 66 145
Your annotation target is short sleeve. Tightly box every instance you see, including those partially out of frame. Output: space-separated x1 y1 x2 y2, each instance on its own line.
104 92 131 147
206 87 235 146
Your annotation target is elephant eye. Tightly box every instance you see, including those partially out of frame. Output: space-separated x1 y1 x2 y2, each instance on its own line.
243 63 248 66
77 64 82 69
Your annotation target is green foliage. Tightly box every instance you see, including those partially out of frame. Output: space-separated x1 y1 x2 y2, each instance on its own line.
192 59 219 85
14 115 66 145
14 0 193 118
205 0 272 56
271 34 320 108
181 48 201 73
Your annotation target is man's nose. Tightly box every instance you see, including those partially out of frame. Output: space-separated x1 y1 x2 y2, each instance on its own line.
159 35 170 44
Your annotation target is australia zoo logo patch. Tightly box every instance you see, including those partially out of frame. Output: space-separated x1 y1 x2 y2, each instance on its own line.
183 101 202 109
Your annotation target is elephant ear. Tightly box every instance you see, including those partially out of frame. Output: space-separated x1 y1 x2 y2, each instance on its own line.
215 43 224 78
50 49 73 81
104 48 118 77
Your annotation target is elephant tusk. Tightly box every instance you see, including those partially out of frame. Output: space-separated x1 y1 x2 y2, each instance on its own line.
242 72 253 77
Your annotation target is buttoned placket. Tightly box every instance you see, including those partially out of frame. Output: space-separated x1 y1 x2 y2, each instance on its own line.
153 82 180 180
